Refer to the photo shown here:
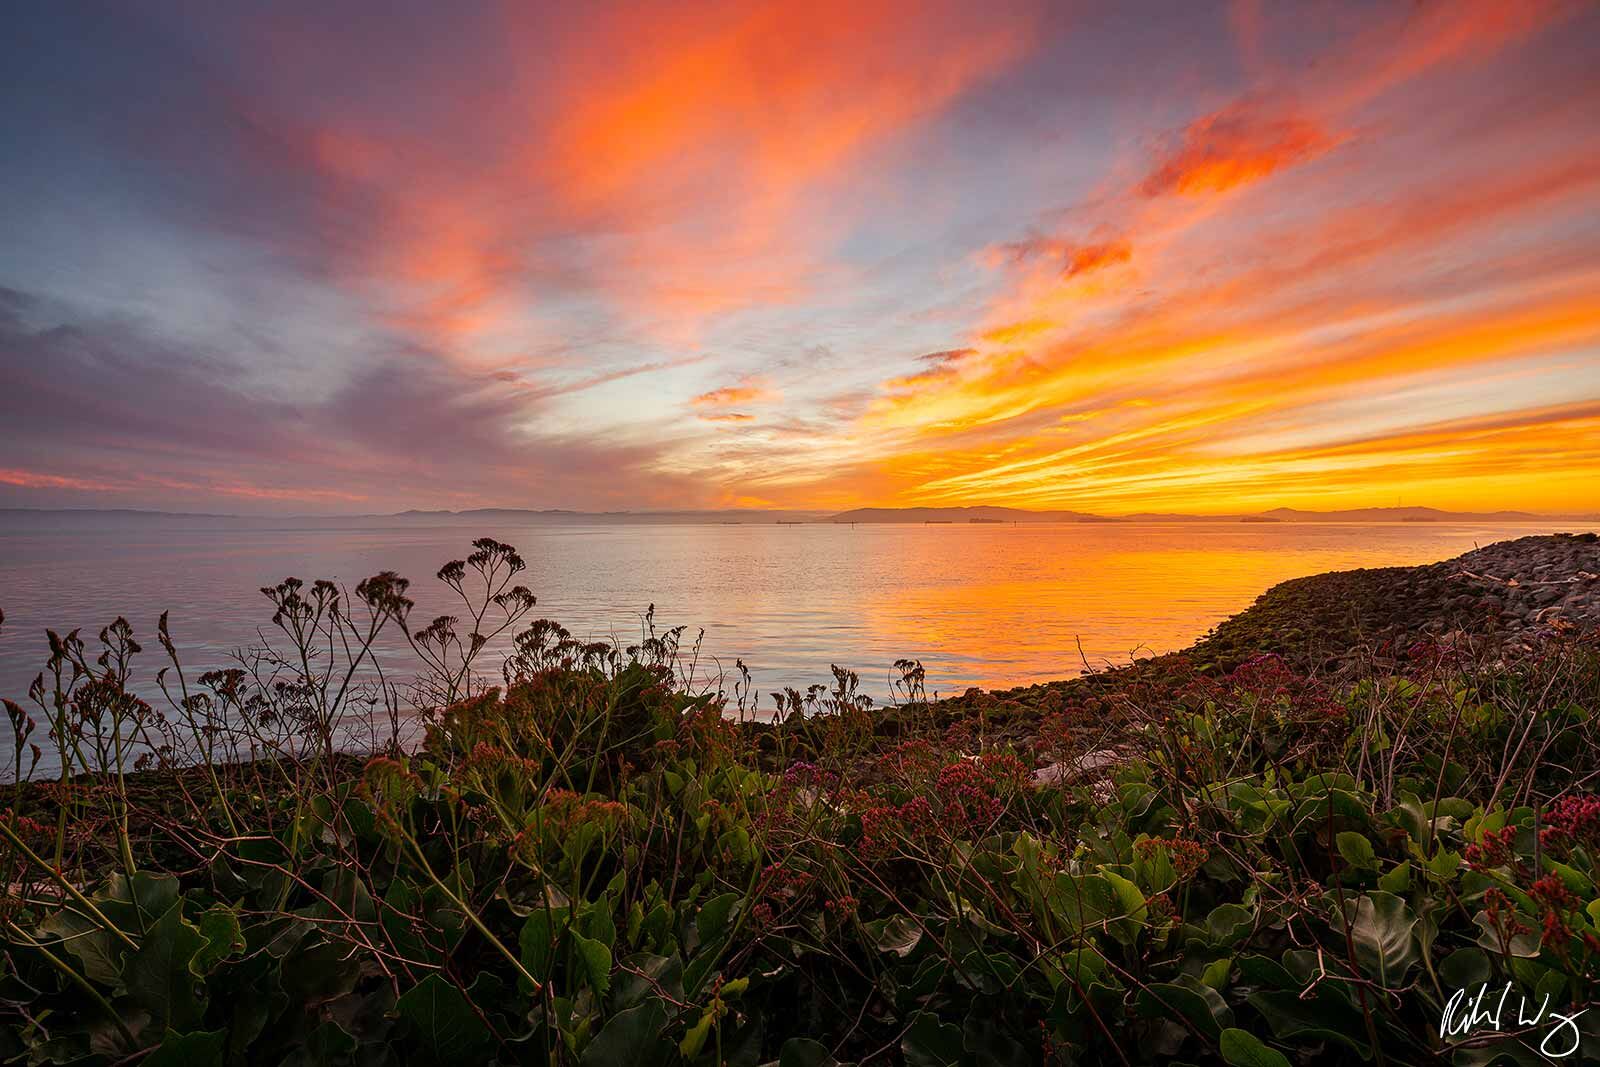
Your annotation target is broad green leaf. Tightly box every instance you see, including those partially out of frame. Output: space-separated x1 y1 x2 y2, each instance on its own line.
127 900 206 1033
696 892 741 945
867 914 924 957
1378 860 1412 894
1204 903 1255 947
38 908 124 985
97 871 182 932
144 1030 226 1067
192 907 244 976
519 909 566 986
902 1012 963 1067
680 1009 715 1059
1423 848 1463 881
582 999 670 1067
1048 873 1119 936
1100 868 1148 945
1247 989 1371 1057
778 1037 839 1067
573 929 613 999
395 974 494 1062
963 1007 1029 1067
612 952 684 1011
280 933 362 1001
1336 832 1377 870
1472 910 1541 958
1439 947 1491 990
1219 1028 1291 1067
1332 891 1419 987
1131 836 1178 894
1135 981 1233 1040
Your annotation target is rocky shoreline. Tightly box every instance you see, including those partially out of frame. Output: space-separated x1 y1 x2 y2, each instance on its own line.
939 532 1600 753
1191 530 1600 669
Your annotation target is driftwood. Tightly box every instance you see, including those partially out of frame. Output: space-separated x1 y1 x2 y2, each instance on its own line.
1449 569 1599 588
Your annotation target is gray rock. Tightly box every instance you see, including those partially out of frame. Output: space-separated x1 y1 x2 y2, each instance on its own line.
1032 748 1124 787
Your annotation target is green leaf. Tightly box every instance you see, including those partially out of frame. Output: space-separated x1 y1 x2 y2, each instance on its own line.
127 900 206 1033
305 1019 359 1062
612 952 684 1011
395 974 494 1063
280 932 362 1002
1219 1028 1291 1067
1201 958 1233 990
1336 832 1377 870
1332 890 1419 987
573 929 613 999
680 1009 715 1059
1048 873 1121 937
1131 835 1179 894
1377 860 1412 894
1100 868 1148 945
519 909 566 986
1423 848 1463 881
1472 909 1541 958
696 892 741 946
778 1037 839 1067
582 999 670 1067
1135 981 1233 1040
902 1011 964 1067
1204 902 1255 947
867 914 924 957
144 1030 226 1067
1246 989 1370 1057
97 871 182 931
38 908 125 985
1439 947 1491 990
191 907 244 976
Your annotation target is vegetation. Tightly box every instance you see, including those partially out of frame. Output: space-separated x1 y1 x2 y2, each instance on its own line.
3 538 1599 1064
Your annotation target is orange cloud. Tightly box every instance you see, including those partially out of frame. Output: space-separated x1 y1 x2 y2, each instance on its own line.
691 382 780 408
994 236 1133 277
0 467 119 491
259 1 1036 358
1140 104 1336 198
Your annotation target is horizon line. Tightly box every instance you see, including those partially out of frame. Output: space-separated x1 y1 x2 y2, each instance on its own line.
3 503 1597 522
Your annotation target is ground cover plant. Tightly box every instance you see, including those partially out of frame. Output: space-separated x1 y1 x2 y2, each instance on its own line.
3 538 1599 1064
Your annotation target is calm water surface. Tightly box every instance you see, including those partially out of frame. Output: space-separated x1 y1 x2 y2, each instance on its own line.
1 521 1585 720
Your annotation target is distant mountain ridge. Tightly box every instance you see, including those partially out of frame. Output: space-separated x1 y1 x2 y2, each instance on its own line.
1 504 1593 529
0 507 831 529
824 505 1586 524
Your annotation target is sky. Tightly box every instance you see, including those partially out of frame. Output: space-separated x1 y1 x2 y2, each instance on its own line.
1 0 1597 516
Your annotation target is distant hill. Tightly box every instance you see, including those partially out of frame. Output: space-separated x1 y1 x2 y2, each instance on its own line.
1255 506 1547 523
2 504 1592 530
825 505 1595 525
0 507 832 529
826 506 1095 524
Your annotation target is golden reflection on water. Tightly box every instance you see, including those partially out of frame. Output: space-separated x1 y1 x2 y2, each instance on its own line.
0 520 1586 706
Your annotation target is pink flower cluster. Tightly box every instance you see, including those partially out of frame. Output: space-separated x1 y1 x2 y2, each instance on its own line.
1464 825 1519 871
1542 794 1600 850
857 795 937 860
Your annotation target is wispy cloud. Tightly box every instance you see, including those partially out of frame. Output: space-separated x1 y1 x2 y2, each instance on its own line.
1 1 1596 514
1138 103 1336 198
